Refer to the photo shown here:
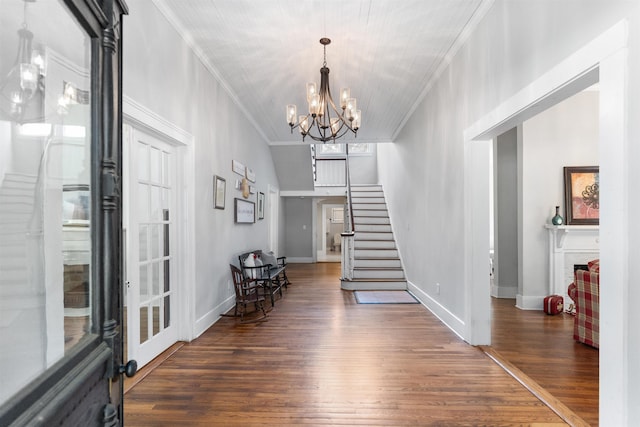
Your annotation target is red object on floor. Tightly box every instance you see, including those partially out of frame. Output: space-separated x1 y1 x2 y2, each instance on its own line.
544 295 564 315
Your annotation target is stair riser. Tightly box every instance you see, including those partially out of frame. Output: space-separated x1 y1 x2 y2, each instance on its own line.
354 259 401 268
352 197 385 204
351 192 384 199
354 217 390 225
355 241 396 249
0 270 28 282
341 280 407 291
352 203 387 210
353 269 404 279
0 205 35 215
355 249 398 258
355 232 393 241
350 186 383 192
0 194 33 202
355 224 392 233
353 210 388 217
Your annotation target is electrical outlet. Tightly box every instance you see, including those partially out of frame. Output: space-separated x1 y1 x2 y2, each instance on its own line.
436 283 440 295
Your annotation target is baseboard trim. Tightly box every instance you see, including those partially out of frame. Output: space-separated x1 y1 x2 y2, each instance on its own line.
479 346 590 427
516 294 545 310
490 284 517 298
408 281 466 341
194 295 235 338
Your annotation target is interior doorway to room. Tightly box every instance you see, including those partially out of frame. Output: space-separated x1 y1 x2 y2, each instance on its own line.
317 204 344 262
468 21 628 423
123 126 179 369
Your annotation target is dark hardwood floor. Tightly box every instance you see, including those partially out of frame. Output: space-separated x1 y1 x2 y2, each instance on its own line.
124 263 578 426
491 297 599 426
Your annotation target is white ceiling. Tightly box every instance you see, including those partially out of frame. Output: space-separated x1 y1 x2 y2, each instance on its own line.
153 0 491 144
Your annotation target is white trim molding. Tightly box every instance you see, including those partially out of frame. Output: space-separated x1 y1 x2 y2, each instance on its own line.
123 97 198 344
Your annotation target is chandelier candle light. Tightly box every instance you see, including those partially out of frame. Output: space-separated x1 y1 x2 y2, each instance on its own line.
287 38 361 143
0 0 46 123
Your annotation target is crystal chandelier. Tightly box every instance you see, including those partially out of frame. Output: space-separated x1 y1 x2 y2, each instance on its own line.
0 0 46 124
286 38 361 143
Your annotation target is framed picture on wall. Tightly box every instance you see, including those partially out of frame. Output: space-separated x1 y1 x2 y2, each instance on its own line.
564 166 599 225
213 175 226 209
234 198 255 224
257 192 265 220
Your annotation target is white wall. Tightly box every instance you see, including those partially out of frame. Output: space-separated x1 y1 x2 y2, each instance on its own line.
519 90 599 309
123 2 283 334
378 1 640 423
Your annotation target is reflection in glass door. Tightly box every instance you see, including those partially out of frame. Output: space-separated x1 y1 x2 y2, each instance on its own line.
124 128 177 368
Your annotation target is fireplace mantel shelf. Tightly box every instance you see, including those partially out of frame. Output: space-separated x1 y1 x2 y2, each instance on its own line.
544 224 599 249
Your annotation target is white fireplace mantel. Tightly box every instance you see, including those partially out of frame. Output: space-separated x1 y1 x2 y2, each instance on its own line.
545 224 599 301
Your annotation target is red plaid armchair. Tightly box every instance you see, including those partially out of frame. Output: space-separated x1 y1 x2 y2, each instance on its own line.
567 259 599 348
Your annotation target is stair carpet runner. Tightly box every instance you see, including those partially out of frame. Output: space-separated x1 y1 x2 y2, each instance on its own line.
344 185 407 290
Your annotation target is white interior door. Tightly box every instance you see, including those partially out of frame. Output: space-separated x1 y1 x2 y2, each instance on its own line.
124 128 178 368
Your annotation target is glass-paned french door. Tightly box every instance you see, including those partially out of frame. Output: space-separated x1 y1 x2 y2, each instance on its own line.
124 127 177 368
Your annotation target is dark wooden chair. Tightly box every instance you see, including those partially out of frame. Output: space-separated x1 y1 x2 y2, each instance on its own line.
238 251 285 306
229 264 267 323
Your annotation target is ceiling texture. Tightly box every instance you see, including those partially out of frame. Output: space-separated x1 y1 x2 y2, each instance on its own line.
153 0 492 145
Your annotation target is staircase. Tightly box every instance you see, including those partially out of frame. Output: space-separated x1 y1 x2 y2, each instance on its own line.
341 184 407 290
0 173 38 301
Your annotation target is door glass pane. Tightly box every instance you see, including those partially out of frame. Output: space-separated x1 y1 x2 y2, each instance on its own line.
139 265 149 300
152 262 160 297
162 151 169 186
140 305 149 344
138 143 148 181
138 183 149 221
150 185 161 220
151 224 160 259
153 305 160 336
149 146 161 184
164 296 170 328
139 224 148 262
0 1 92 405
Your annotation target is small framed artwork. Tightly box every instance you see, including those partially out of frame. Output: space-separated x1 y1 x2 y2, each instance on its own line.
234 198 255 224
232 159 245 176
563 166 599 225
213 175 226 209
246 167 256 183
257 192 265 220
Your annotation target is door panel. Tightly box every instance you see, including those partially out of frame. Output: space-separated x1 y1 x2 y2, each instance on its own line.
0 1 130 425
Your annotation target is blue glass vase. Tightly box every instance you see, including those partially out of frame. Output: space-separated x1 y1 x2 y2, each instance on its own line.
551 206 564 225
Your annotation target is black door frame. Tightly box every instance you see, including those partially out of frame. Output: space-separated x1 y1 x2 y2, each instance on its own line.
0 1 130 425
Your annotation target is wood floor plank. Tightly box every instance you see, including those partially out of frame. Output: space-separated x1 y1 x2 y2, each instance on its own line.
490 298 599 426
125 263 569 426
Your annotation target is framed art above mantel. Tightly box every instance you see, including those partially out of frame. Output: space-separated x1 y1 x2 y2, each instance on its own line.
564 166 599 225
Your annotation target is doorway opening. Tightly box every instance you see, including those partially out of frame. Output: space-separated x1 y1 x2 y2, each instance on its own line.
316 202 345 262
464 21 628 422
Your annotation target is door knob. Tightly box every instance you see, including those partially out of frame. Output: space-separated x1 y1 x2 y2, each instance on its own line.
119 359 138 377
